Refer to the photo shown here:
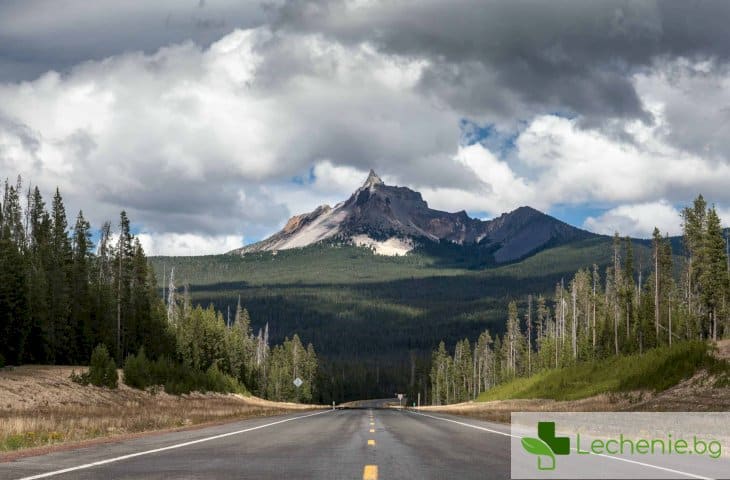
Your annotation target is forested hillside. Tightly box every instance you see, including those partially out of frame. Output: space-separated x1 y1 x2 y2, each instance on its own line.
149 229 668 402
0 178 318 402
431 195 730 404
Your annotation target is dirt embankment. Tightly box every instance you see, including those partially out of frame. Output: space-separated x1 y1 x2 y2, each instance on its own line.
0 366 321 458
420 340 730 423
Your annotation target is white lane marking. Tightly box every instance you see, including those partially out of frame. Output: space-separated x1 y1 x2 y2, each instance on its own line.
17 410 333 480
407 410 711 480
408 410 515 437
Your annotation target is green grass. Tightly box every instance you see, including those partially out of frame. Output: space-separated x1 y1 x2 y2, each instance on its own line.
478 342 729 402
1 431 64 452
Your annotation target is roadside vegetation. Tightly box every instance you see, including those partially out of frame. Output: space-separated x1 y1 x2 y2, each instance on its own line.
0 179 318 403
431 195 730 405
0 366 315 454
477 341 729 401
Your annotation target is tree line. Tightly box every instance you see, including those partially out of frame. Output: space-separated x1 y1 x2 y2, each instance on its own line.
0 176 167 365
163 282 318 401
0 177 317 402
430 195 730 405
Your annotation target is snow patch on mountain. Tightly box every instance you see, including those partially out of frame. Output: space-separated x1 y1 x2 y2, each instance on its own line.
351 234 413 256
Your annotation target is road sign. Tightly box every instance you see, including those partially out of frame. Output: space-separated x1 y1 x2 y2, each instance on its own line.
293 377 303 388
397 393 403 400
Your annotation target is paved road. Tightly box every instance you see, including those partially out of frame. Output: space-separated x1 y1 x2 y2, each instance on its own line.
0 408 511 480
3 408 724 479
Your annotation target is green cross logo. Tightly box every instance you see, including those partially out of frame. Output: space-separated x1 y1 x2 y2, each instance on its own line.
521 421 570 470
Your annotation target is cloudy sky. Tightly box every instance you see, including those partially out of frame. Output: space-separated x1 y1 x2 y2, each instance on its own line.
1 0 729 255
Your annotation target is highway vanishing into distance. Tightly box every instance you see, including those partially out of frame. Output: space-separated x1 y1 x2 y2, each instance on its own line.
1 404 511 480
3 403 726 480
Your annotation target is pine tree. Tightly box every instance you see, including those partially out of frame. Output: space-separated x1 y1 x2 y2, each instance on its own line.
504 301 523 376
71 211 94 360
0 220 30 364
701 207 728 341
115 211 134 362
49 188 72 362
94 221 115 352
652 228 662 344
682 195 707 323
24 186 51 362
612 233 622 354
474 329 494 393
624 237 635 343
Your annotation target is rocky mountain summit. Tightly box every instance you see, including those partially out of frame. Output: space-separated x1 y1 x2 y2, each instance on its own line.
230 170 595 262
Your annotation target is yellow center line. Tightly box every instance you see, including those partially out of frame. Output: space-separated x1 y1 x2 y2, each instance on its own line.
370 422 375 426
369 428 375 433
363 465 378 480
368 439 375 446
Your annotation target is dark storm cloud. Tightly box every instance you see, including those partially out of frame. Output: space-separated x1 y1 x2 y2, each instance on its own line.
272 0 730 125
100 178 290 236
0 0 273 82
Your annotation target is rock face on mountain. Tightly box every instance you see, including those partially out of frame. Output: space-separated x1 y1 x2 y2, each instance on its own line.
230 170 595 263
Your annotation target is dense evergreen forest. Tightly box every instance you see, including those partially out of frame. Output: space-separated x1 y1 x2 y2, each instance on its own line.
0 177 318 402
430 195 730 405
149 237 656 403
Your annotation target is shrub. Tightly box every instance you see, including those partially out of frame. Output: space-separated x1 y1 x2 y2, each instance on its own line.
122 353 244 395
0 353 5 368
69 369 90 385
123 348 152 389
203 364 241 393
88 344 118 388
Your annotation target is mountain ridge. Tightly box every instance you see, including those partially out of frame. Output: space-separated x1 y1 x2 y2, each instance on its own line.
230 170 596 263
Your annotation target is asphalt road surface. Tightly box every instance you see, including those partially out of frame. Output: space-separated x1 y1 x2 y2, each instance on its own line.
0 407 511 480
2 407 726 479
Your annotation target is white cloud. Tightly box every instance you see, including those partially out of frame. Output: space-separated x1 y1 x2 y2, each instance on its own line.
418 143 537 215
136 233 243 256
516 110 730 207
0 27 459 253
583 201 683 238
1 26 729 255
311 161 368 196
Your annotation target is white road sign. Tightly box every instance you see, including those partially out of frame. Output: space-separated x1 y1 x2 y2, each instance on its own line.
293 377 303 388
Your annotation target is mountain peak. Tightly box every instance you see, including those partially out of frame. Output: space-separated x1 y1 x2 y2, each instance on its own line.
231 174 595 262
362 169 384 188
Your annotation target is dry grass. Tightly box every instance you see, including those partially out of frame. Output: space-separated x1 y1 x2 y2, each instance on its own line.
715 339 730 361
418 391 650 423
0 366 319 453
